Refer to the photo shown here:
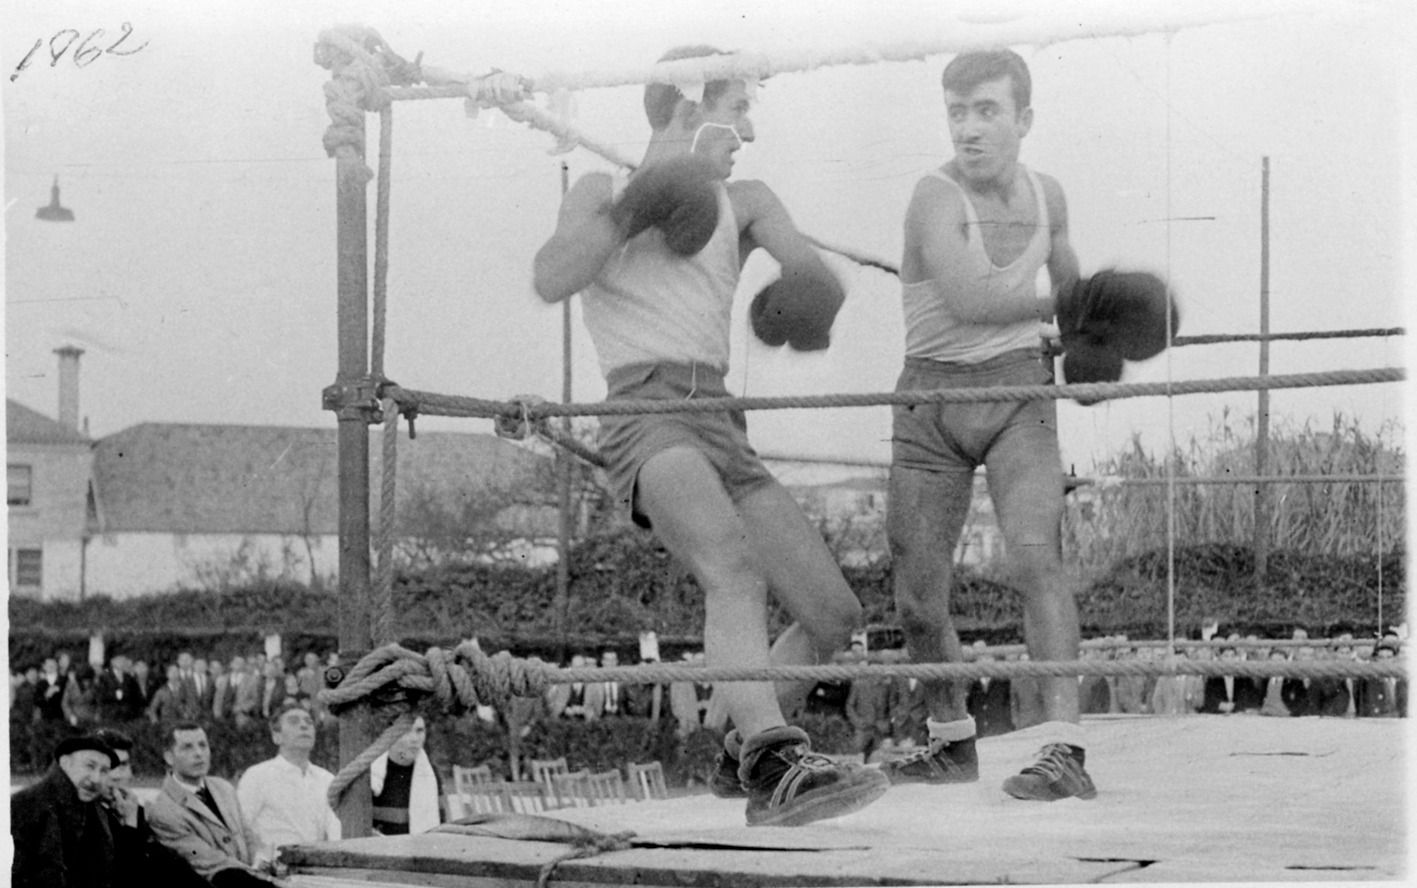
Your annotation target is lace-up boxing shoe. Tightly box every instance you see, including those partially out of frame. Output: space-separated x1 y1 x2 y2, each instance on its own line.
1002 742 1097 801
738 725 889 827
879 735 979 785
710 730 746 798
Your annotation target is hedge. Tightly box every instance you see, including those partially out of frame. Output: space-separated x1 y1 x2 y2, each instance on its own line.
10 535 1403 672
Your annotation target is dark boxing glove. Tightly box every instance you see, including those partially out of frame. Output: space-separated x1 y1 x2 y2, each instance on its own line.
1056 269 1178 362
749 263 846 352
610 155 720 256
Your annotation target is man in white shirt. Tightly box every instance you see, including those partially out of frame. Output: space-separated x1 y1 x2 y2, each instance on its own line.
237 702 341 867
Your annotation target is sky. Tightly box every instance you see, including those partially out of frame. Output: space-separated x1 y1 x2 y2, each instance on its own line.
4 0 1412 488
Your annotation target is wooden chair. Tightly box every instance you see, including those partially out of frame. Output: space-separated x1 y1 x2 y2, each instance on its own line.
494 780 552 814
528 757 569 793
549 769 594 808
449 764 496 818
626 761 668 801
587 769 629 805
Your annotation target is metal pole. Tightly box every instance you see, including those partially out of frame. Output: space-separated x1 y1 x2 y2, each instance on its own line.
1254 157 1271 590
554 161 573 663
331 119 375 840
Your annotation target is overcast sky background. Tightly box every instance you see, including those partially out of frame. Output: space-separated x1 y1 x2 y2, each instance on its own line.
4 0 1411 488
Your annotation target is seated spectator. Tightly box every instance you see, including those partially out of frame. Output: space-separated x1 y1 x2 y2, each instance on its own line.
1258 647 1291 717
1009 651 1046 729
237 702 341 867
1308 646 1352 717
371 716 444 835
1356 636 1406 718
845 647 891 761
1201 646 1263 714
11 733 135 888
1281 645 1319 716
547 654 590 720
622 655 667 723
146 721 276 886
1112 643 1153 715
584 650 624 720
91 728 211 888
1148 647 1191 716
1078 644 1112 715
965 642 1013 737
886 648 929 748
63 664 100 728
668 651 704 738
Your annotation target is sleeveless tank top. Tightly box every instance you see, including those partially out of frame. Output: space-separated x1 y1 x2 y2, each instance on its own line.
583 183 739 376
901 165 1050 363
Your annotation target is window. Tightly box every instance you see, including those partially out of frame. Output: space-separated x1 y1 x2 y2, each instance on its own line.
8 464 33 506
10 548 42 588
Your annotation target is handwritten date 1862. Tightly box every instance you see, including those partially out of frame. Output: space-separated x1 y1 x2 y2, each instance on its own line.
11 23 148 82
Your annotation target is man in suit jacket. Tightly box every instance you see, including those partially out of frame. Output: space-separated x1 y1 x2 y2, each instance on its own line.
232 658 265 728
36 656 69 723
1200 647 1264 714
966 674 1014 738
95 656 143 723
146 722 276 887
885 650 929 747
844 650 892 760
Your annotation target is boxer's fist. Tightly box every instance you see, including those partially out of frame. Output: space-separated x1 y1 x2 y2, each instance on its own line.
1056 269 1178 362
1061 340 1124 406
750 264 846 352
610 155 720 256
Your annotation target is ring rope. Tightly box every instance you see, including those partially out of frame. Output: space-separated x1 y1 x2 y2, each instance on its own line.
393 366 1404 423
1173 327 1404 347
390 4 1316 99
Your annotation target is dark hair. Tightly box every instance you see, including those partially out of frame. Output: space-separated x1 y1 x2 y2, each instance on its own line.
644 45 735 131
941 49 1031 113
268 699 313 732
163 721 206 750
92 728 135 755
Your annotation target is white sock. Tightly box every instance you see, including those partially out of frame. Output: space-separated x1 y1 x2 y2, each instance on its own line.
926 716 976 743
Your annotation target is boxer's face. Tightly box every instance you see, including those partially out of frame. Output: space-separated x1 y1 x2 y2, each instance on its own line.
945 75 1031 184
691 80 755 179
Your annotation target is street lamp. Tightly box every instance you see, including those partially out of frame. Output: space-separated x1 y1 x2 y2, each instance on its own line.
36 176 74 222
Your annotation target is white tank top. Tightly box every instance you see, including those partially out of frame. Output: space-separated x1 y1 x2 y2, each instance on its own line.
583 184 740 376
901 166 1050 363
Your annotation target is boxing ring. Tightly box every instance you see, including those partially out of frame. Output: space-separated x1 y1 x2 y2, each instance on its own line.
300 7 1407 885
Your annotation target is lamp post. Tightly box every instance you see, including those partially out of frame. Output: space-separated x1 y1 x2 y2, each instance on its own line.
36 177 74 222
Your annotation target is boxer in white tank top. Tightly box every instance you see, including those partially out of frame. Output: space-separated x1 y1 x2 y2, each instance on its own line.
533 46 886 827
882 49 1099 804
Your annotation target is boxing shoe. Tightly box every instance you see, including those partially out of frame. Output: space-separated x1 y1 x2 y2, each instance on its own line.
1002 742 1097 801
738 725 889 827
878 735 979 785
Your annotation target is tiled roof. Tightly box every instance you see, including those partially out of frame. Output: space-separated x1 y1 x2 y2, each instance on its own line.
6 399 91 445
91 422 550 534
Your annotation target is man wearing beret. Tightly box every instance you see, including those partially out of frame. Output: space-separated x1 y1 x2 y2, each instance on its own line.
10 733 143 888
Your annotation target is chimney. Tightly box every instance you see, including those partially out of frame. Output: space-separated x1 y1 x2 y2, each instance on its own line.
54 344 84 432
